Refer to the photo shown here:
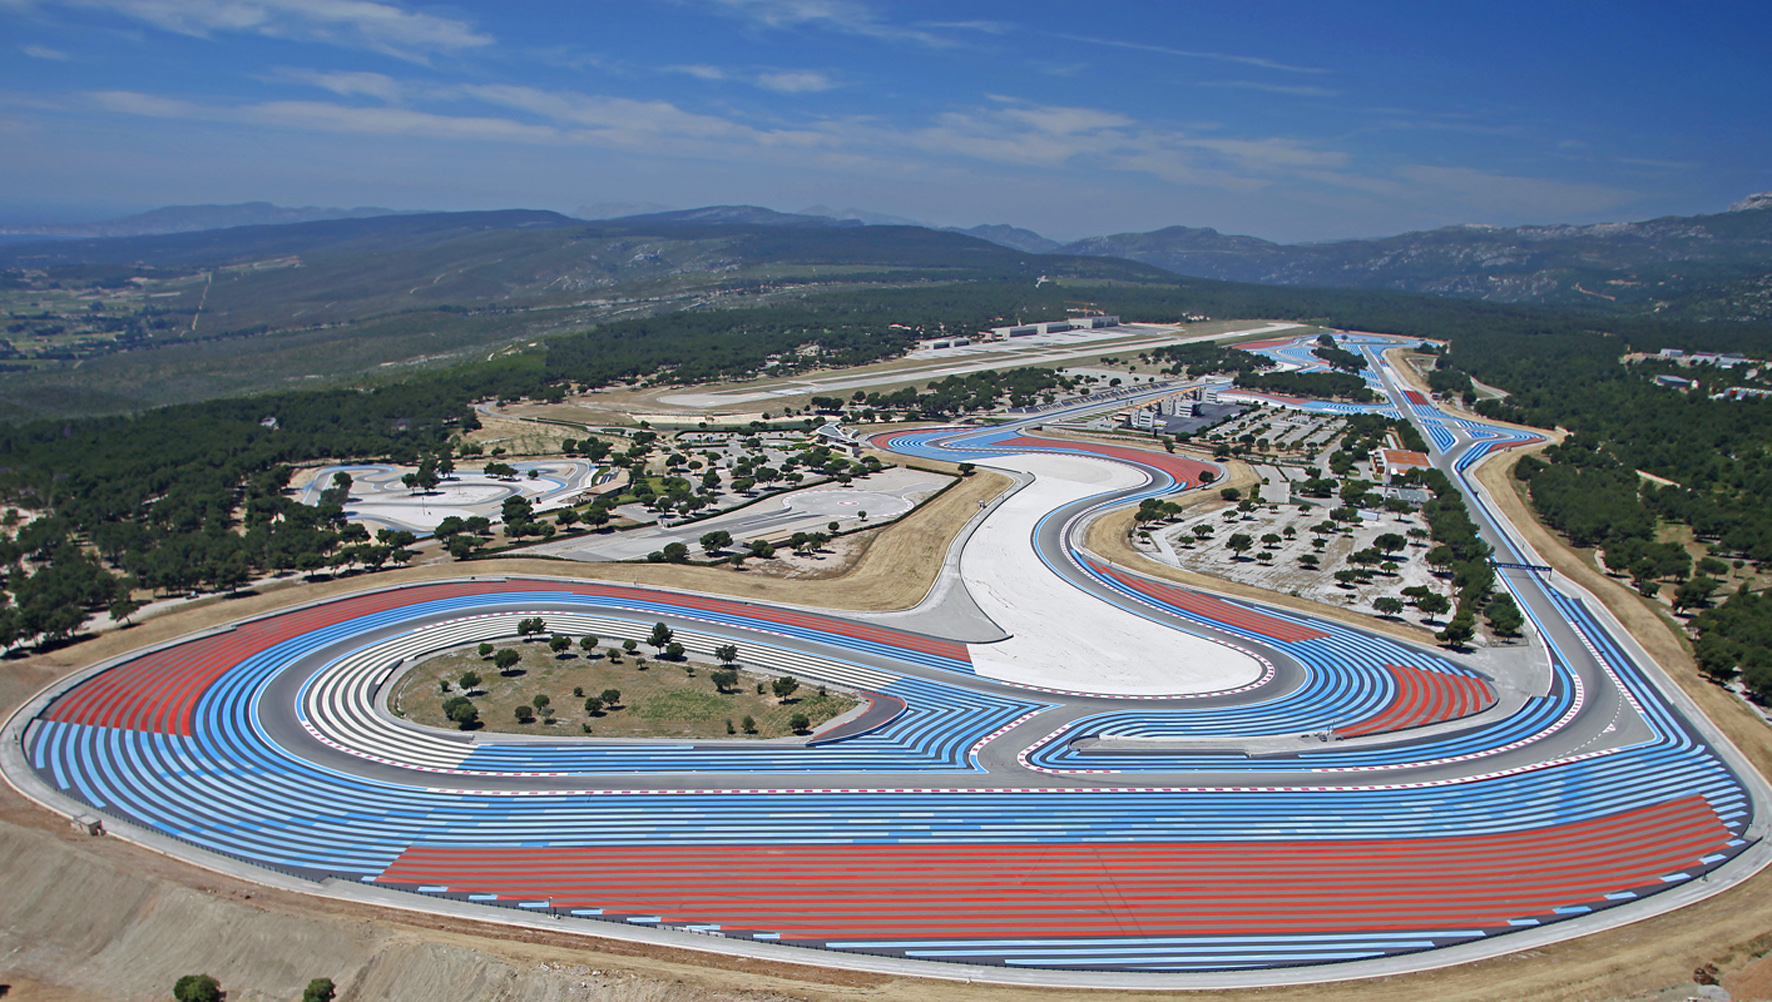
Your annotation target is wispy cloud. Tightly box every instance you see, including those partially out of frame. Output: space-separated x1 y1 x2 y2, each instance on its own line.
52 0 492 60
666 63 840 94
706 0 956 47
1202 80 1341 98
1051 33 1328 74
271 68 406 103
80 78 1623 227
23 43 70 59
755 70 837 93
667 64 728 81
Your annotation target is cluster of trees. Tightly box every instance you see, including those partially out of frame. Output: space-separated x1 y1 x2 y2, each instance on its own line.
1310 334 1367 372
1233 370 1379 402
1334 415 1508 643
1692 586 1772 697
8 259 1770 656
1151 342 1275 377
841 366 1072 419
541 304 929 388
1146 337 1377 400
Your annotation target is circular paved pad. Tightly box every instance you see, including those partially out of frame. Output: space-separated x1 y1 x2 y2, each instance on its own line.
782 488 912 518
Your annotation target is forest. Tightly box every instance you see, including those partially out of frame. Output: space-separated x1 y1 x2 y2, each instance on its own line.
3 265 1771 663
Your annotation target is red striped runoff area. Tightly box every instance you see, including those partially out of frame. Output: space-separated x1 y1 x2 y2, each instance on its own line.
989 434 1218 485
375 795 1729 940
43 579 965 736
1340 665 1497 737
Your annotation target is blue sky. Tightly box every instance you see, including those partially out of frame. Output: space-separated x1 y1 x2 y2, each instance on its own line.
3 0 1769 241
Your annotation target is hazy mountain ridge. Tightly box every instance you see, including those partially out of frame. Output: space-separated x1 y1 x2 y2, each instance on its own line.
8 195 1772 322
0 201 414 238
1056 195 1772 320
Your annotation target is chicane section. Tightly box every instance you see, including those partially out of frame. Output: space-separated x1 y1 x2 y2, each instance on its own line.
4 334 1765 985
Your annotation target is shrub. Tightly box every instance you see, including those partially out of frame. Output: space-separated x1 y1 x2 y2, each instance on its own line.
173 975 222 1002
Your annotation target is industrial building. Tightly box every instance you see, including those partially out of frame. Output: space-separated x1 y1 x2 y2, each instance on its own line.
988 315 1120 338
1375 448 1432 485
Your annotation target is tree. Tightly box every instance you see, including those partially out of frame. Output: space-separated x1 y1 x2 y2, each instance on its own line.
579 635 599 655
711 669 739 693
173 975 222 1002
517 616 546 637
549 634 571 655
600 688 621 707
1260 532 1282 548
789 712 811 733
583 696 605 716
303 978 337 1002
478 642 494 657
741 714 757 734
1374 532 1407 554
648 622 675 651
1675 575 1721 612
772 675 800 701
699 529 733 555
458 670 481 691
493 648 521 671
1193 524 1213 540
1437 613 1476 647
1373 596 1405 617
1226 533 1254 559
513 704 535 723
1416 592 1452 622
1485 593 1525 637
442 697 480 730
715 642 739 666
532 693 550 710
747 538 775 559
661 541 690 562
108 596 143 626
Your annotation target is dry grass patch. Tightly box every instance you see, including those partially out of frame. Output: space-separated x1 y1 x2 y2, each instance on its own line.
392 642 854 739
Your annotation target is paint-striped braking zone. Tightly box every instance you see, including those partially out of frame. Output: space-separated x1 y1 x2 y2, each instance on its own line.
12 336 1762 978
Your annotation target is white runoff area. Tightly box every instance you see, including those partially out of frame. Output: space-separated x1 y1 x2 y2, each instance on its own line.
962 452 1263 695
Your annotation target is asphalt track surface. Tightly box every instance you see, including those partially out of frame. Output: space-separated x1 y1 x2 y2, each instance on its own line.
6 332 1770 988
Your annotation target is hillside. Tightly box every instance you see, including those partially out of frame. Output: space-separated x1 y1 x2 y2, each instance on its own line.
0 210 1167 420
1060 195 1772 321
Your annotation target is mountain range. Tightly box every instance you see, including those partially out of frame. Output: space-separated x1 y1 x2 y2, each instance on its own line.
0 202 413 239
6 193 1771 322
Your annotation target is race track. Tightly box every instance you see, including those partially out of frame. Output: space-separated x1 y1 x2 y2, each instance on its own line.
5 332 1766 988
